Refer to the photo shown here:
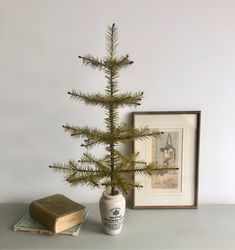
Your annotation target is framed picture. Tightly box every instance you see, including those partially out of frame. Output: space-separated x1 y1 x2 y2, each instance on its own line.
132 111 200 208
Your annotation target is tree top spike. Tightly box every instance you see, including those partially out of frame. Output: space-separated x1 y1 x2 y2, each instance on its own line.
112 23 115 27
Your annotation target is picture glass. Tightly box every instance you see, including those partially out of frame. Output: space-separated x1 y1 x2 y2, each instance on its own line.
151 128 183 192
133 112 200 208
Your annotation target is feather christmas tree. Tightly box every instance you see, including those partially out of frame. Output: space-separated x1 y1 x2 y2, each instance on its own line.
49 24 172 196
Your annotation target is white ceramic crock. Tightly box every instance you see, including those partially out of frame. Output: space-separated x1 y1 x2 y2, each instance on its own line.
99 190 126 235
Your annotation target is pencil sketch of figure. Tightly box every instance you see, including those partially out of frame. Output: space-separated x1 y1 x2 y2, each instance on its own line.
151 129 183 191
160 133 176 166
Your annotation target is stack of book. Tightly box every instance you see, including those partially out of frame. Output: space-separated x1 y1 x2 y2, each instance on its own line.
14 194 87 236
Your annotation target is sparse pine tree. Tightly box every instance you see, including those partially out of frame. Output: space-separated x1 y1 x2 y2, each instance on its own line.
49 24 173 195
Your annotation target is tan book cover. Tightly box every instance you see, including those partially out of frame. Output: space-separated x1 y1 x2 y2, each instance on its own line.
29 194 85 233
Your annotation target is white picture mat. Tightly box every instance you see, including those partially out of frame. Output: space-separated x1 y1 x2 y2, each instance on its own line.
134 114 197 207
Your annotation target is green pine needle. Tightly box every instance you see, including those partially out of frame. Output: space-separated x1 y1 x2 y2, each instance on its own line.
68 90 143 108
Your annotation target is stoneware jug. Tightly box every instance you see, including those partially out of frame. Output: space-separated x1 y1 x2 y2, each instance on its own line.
99 190 126 235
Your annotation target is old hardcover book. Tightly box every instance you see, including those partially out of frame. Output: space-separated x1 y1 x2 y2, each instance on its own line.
14 211 88 236
29 194 85 233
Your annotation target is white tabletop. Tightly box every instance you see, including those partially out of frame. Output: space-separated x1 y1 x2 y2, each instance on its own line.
0 203 235 250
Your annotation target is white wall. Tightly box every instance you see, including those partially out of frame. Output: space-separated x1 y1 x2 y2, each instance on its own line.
1 0 235 204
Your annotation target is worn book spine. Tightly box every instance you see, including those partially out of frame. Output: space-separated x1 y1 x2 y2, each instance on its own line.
29 201 57 232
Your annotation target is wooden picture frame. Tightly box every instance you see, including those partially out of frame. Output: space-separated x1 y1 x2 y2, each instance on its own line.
132 111 200 209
